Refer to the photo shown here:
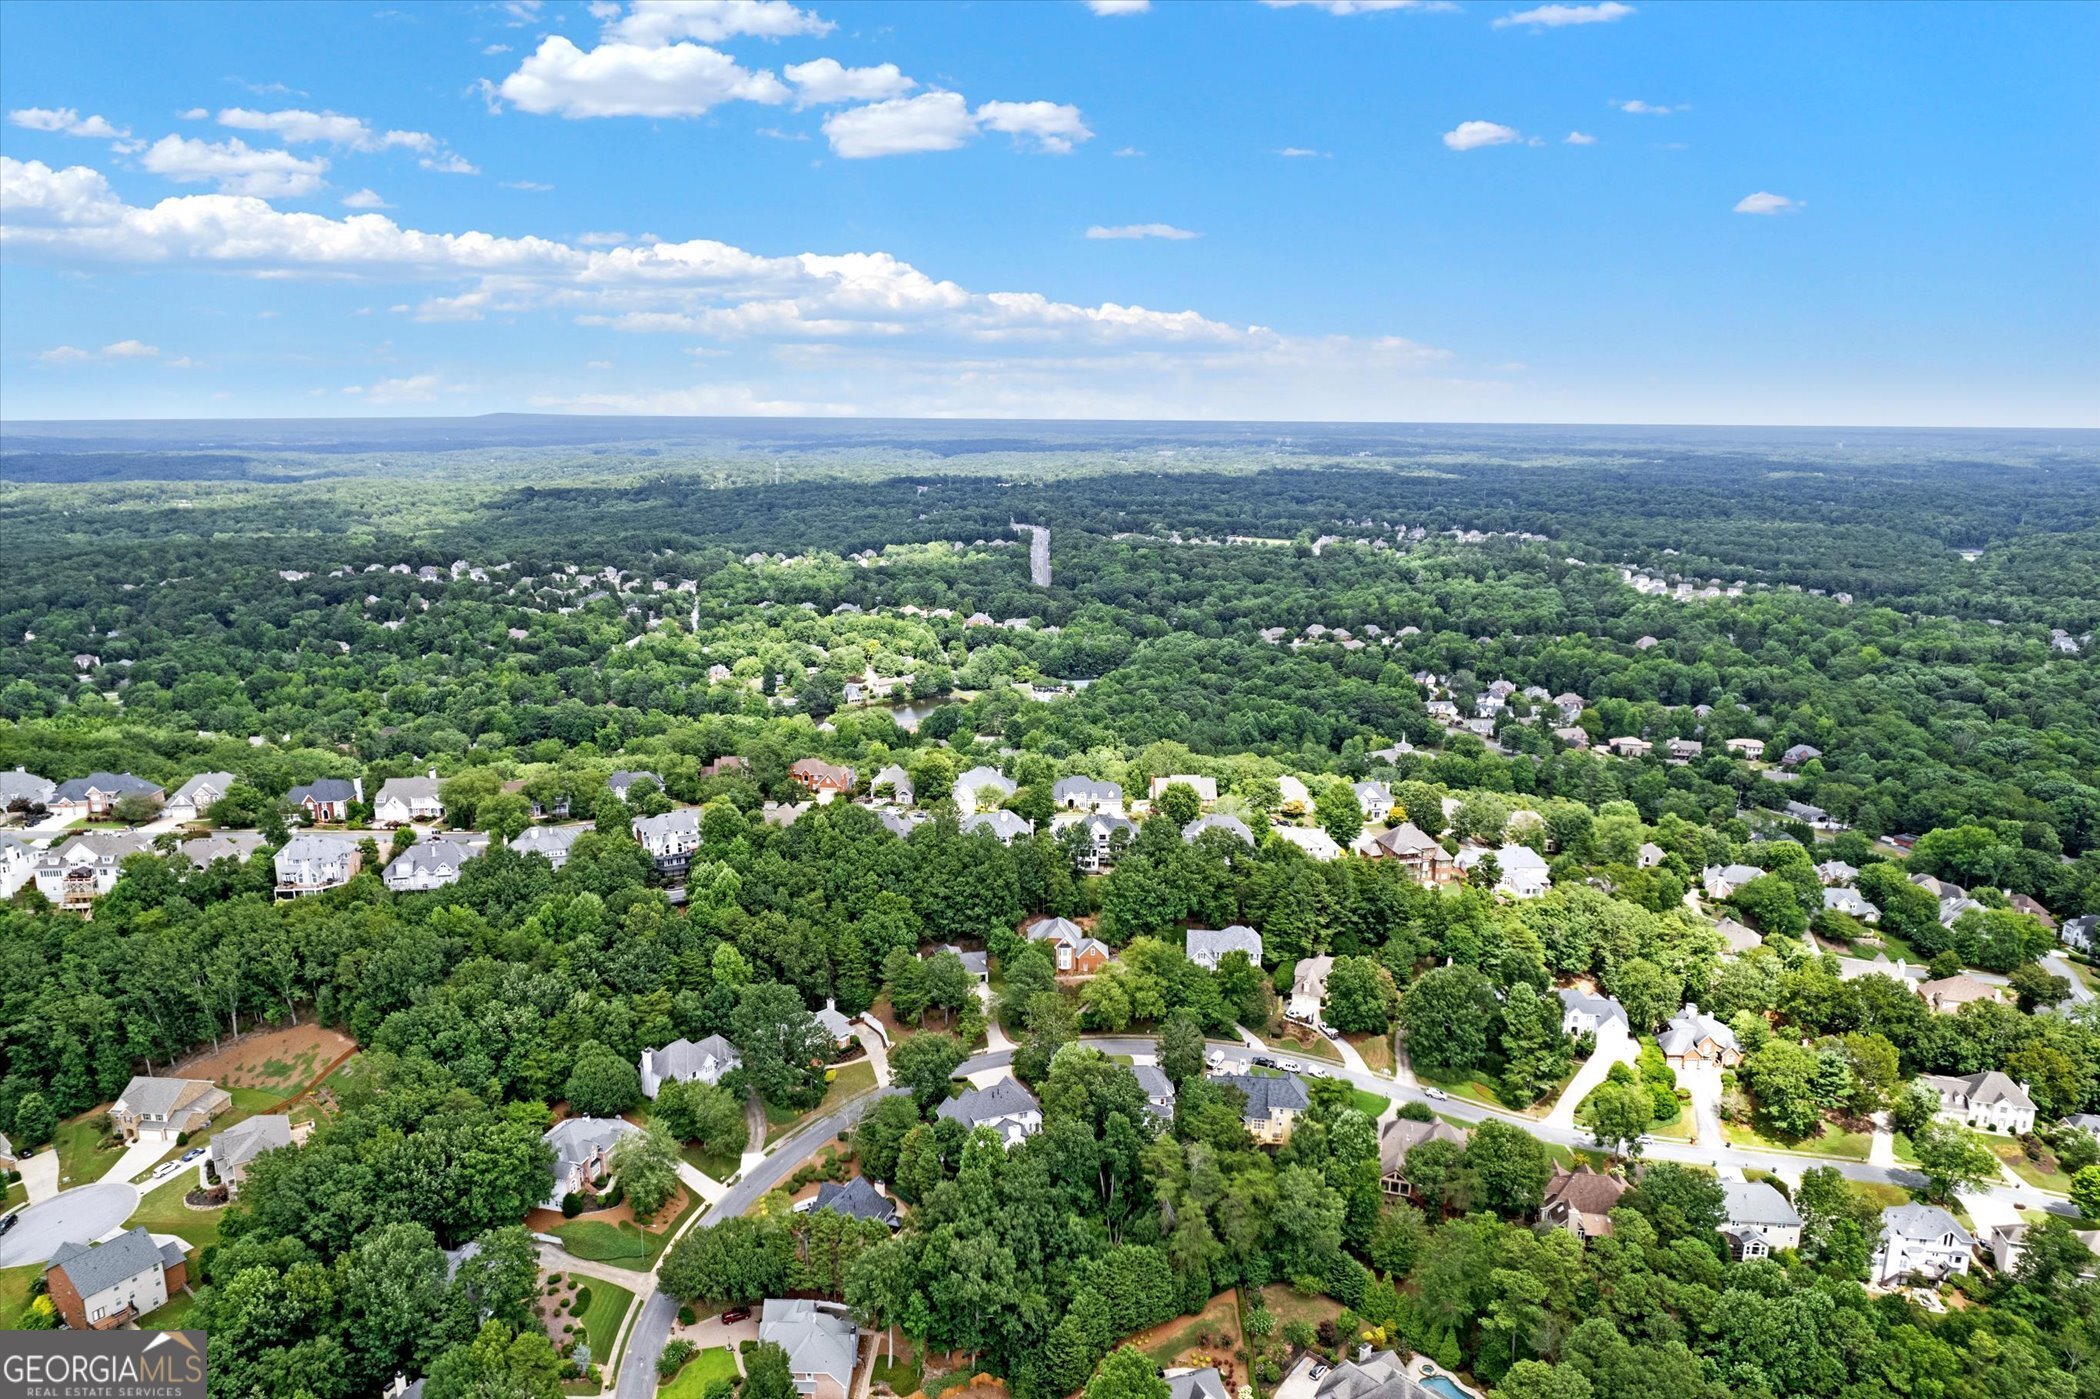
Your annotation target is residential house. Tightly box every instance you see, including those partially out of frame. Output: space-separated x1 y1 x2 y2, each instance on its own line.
868 764 914 807
373 771 445 826
1541 1165 1628 1240
640 1034 742 1097
1873 1203 1972 1284
1166 1368 1232 1399
1053 776 1124 812
1919 1071 2036 1135
701 756 747 779
1713 917 1764 958
1352 780 1394 824
1637 842 1666 868
2062 915 2097 953
50 772 164 820
178 831 267 870
1725 738 1766 760
962 810 1034 844
1055 810 1135 872
286 776 360 823
1659 1004 1742 1068
1664 738 1704 763
541 1116 642 1209
790 759 856 803
802 1176 901 1230
936 945 990 984
110 1076 230 1141
1822 886 1880 921
633 808 703 876
1183 813 1255 846
32 831 152 909
1378 1117 1467 1202
1456 843 1551 898
1288 955 1335 1022
0 766 56 812
1314 1350 1440 1399
1365 822 1455 884
814 1001 855 1049
1275 774 1312 813
1026 916 1114 975
1209 1071 1310 1144
1132 1064 1177 1123
608 770 665 801
2059 1113 2100 1141
0 834 36 899
0 1131 13 1171
1556 987 1628 1038
207 1114 295 1195
164 771 237 823
1815 860 1860 885
274 832 364 898
1186 924 1263 971
952 765 1015 816
1271 825 1342 862
1553 726 1591 750
935 1078 1043 1146
44 1227 188 1330
1553 693 1587 722
510 822 591 870
760 1299 859 1399
1780 744 1824 767
1605 737 1652 759
382 835 486 892
1149 774 1219 804
1702 863 1766 900
1721 1181 1804 1258
1916 974 2004 1013
2008 893 2055 930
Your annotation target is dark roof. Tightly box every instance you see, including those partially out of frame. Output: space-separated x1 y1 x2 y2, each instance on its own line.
1208 1071 1311 1120
48 1226 170 1296
54 772 162 800
289 777 357 803
811 1176 901 1227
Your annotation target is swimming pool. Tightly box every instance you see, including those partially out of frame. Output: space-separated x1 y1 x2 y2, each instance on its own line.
1417 1376 1470 1399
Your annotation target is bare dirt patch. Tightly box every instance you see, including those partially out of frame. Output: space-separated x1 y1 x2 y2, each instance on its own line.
1127 1290 1247 1386
169 1024 357 1097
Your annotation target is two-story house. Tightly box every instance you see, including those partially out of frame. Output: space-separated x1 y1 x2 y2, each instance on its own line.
45 1227 188 1330
164 771 237 823
286 777 360 824
372 771 445 826
32 832 152 910
1721 1180 1804 1258
1873 1203 1973 1284
789 758 856 804
1919 1070 2036 1135
1208 1071 1310 1145
110 1076 231 1141
632 808 703 876
935 1078 1043 1147
1185 924 1263 971
639 1034 742 1097
274 832 363 899
1026 916 1114 975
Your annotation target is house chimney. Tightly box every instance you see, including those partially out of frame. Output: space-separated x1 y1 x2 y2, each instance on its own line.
427 766 438 781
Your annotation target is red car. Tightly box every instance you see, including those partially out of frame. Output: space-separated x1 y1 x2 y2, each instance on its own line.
721 1308 751 1324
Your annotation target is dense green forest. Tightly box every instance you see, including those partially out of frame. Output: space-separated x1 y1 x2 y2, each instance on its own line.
1 426 2096 1398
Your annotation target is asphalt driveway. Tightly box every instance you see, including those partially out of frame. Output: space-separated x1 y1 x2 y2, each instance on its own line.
0 1180 141 1268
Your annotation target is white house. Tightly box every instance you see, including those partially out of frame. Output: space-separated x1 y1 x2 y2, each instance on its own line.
1182 813 1254 846
382 835 486 892
1456 843 1551 898
760 1299 859 1399
1053 776 1124 812
1 834 41 898
1823 886 1880 921
1873 1203 1973 1284
32 832 153 910
511 822 591 870
1270 825 1341 862
1556 987 1628 1038
274 833 364 899
952 766 1015 817
1721 1180 1804 1258
1053 810 1135 872
1288 955 1334 1022
1702 863 1766 900
1186 924 1262 971
1149 774 1218 805
633 808 703 876
1919 1071 2036 1135
373 771 445 826
962 810 1034 844
935 1077 1042 1146
640 1034 741 1097
1351 780 1393 824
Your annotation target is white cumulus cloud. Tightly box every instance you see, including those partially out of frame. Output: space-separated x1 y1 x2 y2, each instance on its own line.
1494 2 1632 27
1085 0 1152 13
38 345 95 363
604 0 834 44
1733 191 1803 215
1260 1 1443 12
1564 130 1596 144
216 108 437 151
1085 223 1198 240
784 58 916 107
1613 98 1678 114
497 36 790 117
976 100 1092 154
9 107 130 139
102 339 160 357
1442 120 1520 150
138 134 329 197
821 92 979 157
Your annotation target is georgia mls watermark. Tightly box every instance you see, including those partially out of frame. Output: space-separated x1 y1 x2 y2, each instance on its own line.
0 1330 206 1399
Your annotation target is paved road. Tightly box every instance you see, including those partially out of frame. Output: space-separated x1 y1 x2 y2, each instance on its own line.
0 1180 140 1268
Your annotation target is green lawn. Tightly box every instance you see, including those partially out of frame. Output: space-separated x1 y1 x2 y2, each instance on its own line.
681 1141 742 1183
1722 1120 1872 1161
3 1177 24 1212
129 1173 226 1252
1345 1033 1394 1074
0 1263 37 1329
552 1191 700 1272
662 1344 743 1398
53 1111 123 1189
140 1290 199 1330
1349 1089 1391 1119
567 1279 635 1365
765 1061 878 1146
1893 1132 1920 1165
1991 1138 2069 1194
869 1342 922 1397
1647 1113 1695 1141
1544 1143 1614 1172
1414 1065 1531 1114
1853 1180 1914 1211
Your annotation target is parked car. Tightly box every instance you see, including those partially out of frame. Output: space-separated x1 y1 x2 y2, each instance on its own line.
1423 1087 1449 1101
1252 1055 1279 1069
150 1161 181 1180
0 1213 18 1236
180 1147 205 1163
721 1307 751 1324
1278 1058 1302 1073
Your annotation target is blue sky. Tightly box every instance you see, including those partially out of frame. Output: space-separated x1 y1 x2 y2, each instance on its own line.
2 0 2094 425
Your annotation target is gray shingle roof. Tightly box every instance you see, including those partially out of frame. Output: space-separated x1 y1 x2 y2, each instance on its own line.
761 1299 857 1388
288 777 357 804
1883 1202 1971 1247
48 1226 169 1298
935 1077 1040 1131
811 1176 900 1227
211 1114 293 1172
1208 1071 1310 1121
1167 1369 1231 1399
1182 813 1254 845
1722 1180 1802 1228
1556 986 1628 1031
1186 925 1262 967
55 772 163 801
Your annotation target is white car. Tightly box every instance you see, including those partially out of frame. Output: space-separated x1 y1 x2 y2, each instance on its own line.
1278 1058 1301 1073
1423 1087 1449 1101
1205 1049 1226 1068
149 1160 182 1181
